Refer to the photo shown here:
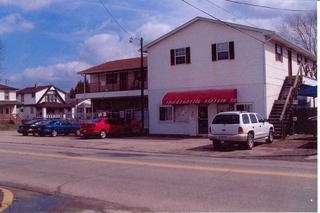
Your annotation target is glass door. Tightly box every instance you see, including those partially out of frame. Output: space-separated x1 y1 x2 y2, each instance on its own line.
198 105 208 134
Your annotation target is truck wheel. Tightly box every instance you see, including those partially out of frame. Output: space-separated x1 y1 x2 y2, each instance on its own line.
266 130 274 143
246 133 254 150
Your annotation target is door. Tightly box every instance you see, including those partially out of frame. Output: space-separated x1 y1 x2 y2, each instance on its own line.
288 50 292 77
198 106 208 134
120 72 128 90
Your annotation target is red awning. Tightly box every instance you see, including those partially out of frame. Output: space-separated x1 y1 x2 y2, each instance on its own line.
162 89 237 105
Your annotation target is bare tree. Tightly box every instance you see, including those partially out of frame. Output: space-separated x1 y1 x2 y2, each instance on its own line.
278 11 317 56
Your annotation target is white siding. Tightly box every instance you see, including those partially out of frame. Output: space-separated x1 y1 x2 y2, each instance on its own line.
148 20 267 135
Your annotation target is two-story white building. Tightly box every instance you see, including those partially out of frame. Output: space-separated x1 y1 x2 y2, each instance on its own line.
0 84 20 122
17 85 69 120
145 17 316 136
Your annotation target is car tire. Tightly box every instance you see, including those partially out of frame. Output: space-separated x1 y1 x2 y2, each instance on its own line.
51 130 58 137
100 130 107 139
22 132 28 136
246 133 254 150
266 130 274 143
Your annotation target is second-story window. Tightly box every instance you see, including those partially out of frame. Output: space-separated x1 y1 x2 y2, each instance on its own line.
170 47 191 65
212 41 235 61
297 53 303 64
4 91 9 100
21 94 24 102
275 44 283 62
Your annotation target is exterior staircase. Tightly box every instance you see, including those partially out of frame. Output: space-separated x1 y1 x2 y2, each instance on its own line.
268 67 306 138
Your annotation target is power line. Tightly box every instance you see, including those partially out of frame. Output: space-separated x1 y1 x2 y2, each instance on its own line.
224 0 314 12
97 0 132 36
180 0 266 43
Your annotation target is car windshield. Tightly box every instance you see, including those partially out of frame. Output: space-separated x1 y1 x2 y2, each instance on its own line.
24 119 39 125
212 114 239 124
36 120 55 125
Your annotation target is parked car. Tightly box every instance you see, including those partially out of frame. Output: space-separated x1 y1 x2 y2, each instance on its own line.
80 118 130 139
37 119 80 137
17 119 43 136
208 111 274 150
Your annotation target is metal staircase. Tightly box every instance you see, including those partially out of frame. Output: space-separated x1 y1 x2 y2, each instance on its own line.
268 65 309 138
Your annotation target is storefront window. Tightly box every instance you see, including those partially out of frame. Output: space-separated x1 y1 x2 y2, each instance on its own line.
159 106 173 121
236 104 253 112
174 105 189 122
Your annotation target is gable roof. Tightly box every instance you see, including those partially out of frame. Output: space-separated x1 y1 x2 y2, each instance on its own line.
78 57 148 75
144 16 316 60
0 84 18 90
17 85 66 94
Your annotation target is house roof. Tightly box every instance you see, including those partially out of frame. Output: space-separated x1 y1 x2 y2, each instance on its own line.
0 100 21 105
17 85 66 94
0 84 18 90
17 85 50 94
78 57 148 75
144 16 316 61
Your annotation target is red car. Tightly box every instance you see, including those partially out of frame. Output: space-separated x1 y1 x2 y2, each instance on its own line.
80 118 130 138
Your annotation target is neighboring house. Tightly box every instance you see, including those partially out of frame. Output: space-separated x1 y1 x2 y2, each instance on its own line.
0 84 20 123
145 17 317 136
65 98 92 120
76 57 148 127
17 85 69 120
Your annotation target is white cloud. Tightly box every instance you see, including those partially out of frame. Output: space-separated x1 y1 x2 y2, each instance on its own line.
136 21 173 43
79 33 139 65
0 13 34 34
8 61 91 90
0 0 59 11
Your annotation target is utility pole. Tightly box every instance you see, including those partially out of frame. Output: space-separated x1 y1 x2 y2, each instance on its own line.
140 37 145 134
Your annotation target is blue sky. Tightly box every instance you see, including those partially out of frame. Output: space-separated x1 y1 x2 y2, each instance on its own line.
0 0 316 92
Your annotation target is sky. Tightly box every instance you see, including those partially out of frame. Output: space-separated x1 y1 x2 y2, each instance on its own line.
0 0 316 92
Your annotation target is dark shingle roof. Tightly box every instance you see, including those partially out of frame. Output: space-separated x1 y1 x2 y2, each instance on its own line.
0 84 18 90
17 85 50 94
78 57 147 75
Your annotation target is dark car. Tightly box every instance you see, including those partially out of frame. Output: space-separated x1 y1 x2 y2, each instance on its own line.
80 118 130 139
37 119 80 137
17 119 44 136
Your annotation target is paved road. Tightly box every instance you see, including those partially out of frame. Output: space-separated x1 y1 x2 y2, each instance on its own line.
0 142 317 212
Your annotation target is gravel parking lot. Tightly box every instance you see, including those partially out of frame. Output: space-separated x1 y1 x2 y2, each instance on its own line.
0 130 317 161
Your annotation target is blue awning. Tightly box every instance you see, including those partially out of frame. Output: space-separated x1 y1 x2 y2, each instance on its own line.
299 86 317 97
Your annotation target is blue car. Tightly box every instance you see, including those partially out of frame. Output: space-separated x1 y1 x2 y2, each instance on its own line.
37 119 80 137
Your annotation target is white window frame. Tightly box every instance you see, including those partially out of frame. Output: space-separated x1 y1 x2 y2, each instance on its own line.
159 105 173 122
175 48 186 64
216 42 229 60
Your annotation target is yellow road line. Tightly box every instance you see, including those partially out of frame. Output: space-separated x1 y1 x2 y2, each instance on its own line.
0 188 14 212
0 149 316 179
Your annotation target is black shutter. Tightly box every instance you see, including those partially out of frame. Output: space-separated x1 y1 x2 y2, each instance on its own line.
170 49 175 65
186 47 191 64
229 41 234 59
211 44 217 61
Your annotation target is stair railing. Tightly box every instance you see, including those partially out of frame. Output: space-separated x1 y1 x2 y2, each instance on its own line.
279 64 304 136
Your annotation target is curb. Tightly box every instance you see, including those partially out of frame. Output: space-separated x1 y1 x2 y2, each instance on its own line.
0 188 14 212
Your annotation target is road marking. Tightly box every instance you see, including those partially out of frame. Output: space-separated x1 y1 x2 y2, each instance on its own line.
0 188 14 212
0 149 316 179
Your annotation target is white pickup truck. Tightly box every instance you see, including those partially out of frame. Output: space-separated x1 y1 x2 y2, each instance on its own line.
208 111 274 150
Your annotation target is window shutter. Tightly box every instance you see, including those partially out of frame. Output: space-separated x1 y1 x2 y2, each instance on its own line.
186 47 191 64
229 41 235 59
211 44 217 61
170 49 175 65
